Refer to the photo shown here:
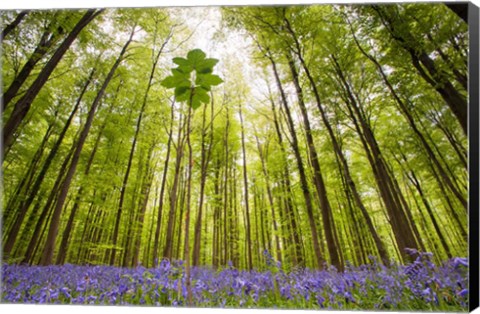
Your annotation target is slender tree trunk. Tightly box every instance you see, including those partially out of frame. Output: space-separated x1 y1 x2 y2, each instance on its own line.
21 138 76 264
283 18 390 265
398 153 452 258
163 109 185 260
146 185 160 267
110 91 150 265
152 104 174 265
54 101 113 265
331 55 421 259
3 21 66 109
39 27 134 266
268 54 325 269
2 10 29 39
174 166 187 260
269 92 302 266
254 134 282 264
3 118 54 232
3 69 94 257
132 146 155 267
287 54 342 271
371 5 467 134
3 9 102 151
351 32 467 210
238 102 253 270
184 105 194 305
193 99 215 266
212 161 221 268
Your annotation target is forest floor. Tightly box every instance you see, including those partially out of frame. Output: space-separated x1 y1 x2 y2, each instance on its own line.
1 252 469 311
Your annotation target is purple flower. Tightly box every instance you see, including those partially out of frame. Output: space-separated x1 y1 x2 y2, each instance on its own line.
405 248 418 256
452 257 468 268
457 289 468 298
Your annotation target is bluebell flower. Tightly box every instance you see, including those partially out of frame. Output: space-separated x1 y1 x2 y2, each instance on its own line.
452 257 468 268
405 248 418 256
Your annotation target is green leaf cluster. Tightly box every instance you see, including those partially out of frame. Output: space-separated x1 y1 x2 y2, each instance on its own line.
161 49 223 109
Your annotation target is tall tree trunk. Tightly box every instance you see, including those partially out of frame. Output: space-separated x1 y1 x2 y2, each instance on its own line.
286 54 342 271
163 108 185 260
350 31 467 210
3 68 94 258
371 5 467 134
21 137 76 264
2 10 29 39
212 160 221 268
3 9 102 151
3 20 66 110
110 84 152 264
331 55 421 260
184 105 194 305
152 104 174 265
54 98 113 265
283 17 390 265
132 146 155 267
39 27 134 266
193 99 215 266
239 102 253 270
398 152 452 258
268 54 325 269
3 117 54 233
254 134 282 264
269 91 302 266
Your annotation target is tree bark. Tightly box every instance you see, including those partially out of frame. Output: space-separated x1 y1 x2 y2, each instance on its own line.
287 54 342 271
192 99 215 266
3 9 102 151
239 102 253 270
331 55 421 260
163 108 185 260
283 16 389 266
2 10 29 39
39 27 134 266
152 104 174 265
268 54 325 269
3 21 66 110
371 5 467 134
3 68 94 258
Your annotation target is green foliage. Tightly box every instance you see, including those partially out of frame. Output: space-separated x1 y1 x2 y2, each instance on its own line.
161 48 223 109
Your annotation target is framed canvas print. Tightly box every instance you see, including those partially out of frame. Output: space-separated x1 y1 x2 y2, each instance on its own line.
1 0 479 313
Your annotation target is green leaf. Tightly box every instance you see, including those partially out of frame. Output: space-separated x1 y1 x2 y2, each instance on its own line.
160 75 177 88
196 58 219 73
187 49 206 64
191 98 202 109
174 86 189 97
172 57 189 66
199 84 211 92
198 67 213 74
176 89 191 102
177 64 194 74
195 87 210 104
196 73 223 86
162 69 191 88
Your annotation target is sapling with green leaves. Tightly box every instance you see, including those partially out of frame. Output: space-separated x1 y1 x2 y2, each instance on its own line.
161 48 223 305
